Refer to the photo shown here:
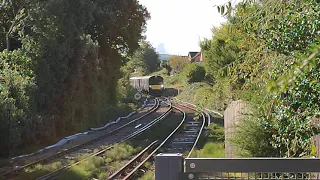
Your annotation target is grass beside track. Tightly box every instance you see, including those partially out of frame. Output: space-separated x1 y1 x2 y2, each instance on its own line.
138 170 154 180
190 119 225 158
11 143 143 180
18 101 176 180
0 97 147 169
58 143 142 179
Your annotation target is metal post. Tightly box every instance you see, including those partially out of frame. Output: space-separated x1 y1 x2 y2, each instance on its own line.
6 34 10 51
7 108 11 158
155 153 184 180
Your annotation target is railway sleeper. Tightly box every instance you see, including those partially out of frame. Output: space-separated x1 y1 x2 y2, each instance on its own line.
173 134 198 138
186 126 201 129
184 124 202 127
185 120 202 123
171 141 195 144
172 137 196 142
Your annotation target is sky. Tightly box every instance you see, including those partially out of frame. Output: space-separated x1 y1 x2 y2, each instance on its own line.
138 0 239 56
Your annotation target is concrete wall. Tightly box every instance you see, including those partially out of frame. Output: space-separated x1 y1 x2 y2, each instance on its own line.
224 100 247 158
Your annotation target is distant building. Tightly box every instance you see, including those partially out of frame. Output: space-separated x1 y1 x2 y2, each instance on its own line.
188 51 203 63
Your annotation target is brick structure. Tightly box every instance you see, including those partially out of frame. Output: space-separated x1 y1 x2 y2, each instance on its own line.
188 51 203 63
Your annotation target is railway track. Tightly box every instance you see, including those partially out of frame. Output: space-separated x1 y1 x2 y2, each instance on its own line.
35 101 173 180
165 102 206 158
107 100 207 180
1 98 171 179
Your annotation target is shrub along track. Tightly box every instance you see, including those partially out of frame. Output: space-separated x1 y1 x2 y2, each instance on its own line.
1 98 171 180
107 100 207 180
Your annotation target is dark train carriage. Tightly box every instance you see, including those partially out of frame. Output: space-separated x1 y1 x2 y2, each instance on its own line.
148 76 164 96
129 75 164 96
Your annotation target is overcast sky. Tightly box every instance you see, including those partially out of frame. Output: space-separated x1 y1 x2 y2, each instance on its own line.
138 0 239 56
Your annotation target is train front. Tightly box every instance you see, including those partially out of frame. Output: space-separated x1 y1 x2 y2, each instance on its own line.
148 76 164 97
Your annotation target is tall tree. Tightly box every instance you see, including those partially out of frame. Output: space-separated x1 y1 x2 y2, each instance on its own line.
125 41 160 76
0 0 150 156
141 41 160 73
168 55 189 73
0 0 34 51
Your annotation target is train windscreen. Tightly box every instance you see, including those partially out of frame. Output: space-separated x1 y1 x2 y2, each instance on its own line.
149 76 163 85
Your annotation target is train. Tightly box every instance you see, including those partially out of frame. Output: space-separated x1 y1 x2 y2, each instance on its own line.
129 75 164 97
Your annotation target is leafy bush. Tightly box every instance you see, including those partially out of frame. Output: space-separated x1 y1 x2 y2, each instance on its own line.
191 122 225 158
198 0 320 158
206 123 225 141
176 80 231 112
229 116 278 157
263 1 320 55
152 68 169 77
192 142 224 158
182 63 205 84
0 0 150 158
168 55 190 73
0 57 36 157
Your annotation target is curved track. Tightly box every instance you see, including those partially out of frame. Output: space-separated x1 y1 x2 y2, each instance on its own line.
35 99 173 180
107 100 207 180
165 102 206 158
1 98 170 179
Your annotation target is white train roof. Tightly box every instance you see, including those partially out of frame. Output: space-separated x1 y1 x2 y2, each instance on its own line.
129 76 152 80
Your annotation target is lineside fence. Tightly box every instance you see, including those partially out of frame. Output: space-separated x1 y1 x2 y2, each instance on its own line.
155 153 320 180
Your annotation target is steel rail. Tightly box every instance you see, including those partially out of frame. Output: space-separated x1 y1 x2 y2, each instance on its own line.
36 99 173 180
107 140 159 180
1 98 160 178
115 104 187 180
176 102 206 158
119 101 207 180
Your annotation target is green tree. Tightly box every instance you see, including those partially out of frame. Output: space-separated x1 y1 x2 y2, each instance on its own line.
0 0 150 156
141 41 160 73
167 55 189 73
182 63 205 84
125 41 160 76
0 0 33 51
0 58 35 157
202 0 320 157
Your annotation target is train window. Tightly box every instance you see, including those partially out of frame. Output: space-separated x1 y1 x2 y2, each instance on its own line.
149 76 163 85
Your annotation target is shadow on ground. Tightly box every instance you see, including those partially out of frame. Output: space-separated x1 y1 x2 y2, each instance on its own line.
162 88 178 97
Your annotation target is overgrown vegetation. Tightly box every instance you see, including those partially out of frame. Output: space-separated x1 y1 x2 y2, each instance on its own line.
161 0 320 158
138 170 154 180
16 162 62 180
58 143 141 180
11 143 141 180
207 0 320 157
181 63 206 84
191 122 225 158
0 0 152 158
123 41 161 77
167 55 190 74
